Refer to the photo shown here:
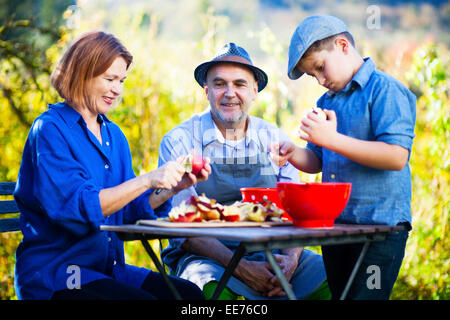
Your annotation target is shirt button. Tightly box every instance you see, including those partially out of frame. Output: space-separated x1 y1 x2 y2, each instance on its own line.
105 141 110 146
331 174 336 179
113 260 117 265
103 123 106 126
108 237 112 242
105 164 109 169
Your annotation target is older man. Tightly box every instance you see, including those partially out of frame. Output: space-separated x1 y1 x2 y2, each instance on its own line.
158 43 329 300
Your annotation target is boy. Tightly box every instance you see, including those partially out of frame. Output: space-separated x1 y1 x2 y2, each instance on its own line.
270 15 416 299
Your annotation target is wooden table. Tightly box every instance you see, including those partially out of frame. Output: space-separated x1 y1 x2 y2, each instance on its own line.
100 222 403 300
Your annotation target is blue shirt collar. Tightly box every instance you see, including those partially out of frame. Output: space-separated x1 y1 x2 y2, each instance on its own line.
49 102 112 127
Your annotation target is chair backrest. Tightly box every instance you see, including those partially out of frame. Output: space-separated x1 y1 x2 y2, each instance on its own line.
0 182 20 232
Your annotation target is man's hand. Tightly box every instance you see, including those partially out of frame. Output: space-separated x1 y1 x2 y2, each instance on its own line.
265 253 300 297
182 238 281 296
234 249 300 297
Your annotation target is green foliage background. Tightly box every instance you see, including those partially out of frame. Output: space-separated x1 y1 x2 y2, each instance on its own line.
0 0 448 300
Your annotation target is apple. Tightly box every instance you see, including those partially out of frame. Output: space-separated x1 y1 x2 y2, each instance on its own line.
221 205 241 222
168 202 201 222
171 210 199 222
204 210 221 220
247 205 266 222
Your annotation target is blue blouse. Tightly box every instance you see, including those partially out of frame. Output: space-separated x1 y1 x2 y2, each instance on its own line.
307 58 416 227
14 102 171 300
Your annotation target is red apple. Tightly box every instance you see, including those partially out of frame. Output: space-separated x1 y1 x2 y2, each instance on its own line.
173 211 199 223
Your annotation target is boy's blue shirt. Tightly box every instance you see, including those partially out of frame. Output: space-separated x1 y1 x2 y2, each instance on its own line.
307 58 416 226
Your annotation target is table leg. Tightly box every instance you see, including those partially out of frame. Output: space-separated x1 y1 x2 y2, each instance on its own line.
139 236 182 300
339 241 371 300
265 249 297 300
211 244 246 300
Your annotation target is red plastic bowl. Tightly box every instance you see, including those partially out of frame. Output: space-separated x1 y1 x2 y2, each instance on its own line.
276 182 352 228
240 187 292 221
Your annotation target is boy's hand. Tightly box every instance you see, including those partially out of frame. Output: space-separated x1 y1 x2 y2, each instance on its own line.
299 108 337 148
269 141 296 167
